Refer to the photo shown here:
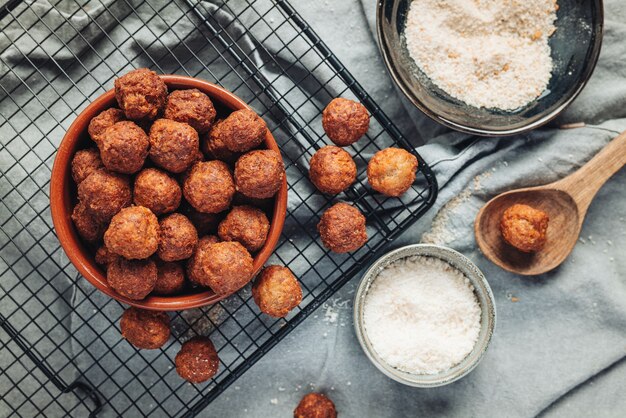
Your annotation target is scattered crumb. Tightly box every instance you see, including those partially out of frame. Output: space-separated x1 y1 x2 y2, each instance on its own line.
270 398 278 405
560 122 586 129
278 387 285 392
511 297 519 303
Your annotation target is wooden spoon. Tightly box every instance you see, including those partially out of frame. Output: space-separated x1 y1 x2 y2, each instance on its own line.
475 131 626 275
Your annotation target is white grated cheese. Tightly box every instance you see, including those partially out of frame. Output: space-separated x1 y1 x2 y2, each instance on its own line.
363 256 481 375
405 0 558 110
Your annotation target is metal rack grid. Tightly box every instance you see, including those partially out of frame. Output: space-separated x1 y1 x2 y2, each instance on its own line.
0 0 438 416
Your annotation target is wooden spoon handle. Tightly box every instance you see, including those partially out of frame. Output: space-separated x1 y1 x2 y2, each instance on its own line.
555 130 626 210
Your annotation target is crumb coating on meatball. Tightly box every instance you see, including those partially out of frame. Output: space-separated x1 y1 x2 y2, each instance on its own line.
194 241 253 295
367 147 418 197
120 307 170 349
216 108 267 153
104 206 160 260
71 148 104 185
175 337 220 383
317 202 367 253
114 68 167 121
95 245 118 268
98 121 149 174
234 150 284 199
164 89 216 134
201 119 239 162
71 201 106 243
218 205 270 253
88 108 125 145
500 204 549 253
186 235 220 285
107 257 157 300
154 261 186 295
78 169 132 223
133 168 181 215
149 119 200 174
322 98 369 146
252 265 302 318
158 213 198 262
294 392 337 418
183 161 235 214
309 146 357 195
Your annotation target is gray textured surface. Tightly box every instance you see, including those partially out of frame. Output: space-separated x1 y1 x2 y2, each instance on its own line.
0 0 625 417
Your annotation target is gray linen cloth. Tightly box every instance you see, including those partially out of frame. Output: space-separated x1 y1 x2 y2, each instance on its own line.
0 0 624 417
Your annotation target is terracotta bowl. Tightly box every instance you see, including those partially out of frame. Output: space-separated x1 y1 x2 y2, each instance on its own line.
50 75 288 311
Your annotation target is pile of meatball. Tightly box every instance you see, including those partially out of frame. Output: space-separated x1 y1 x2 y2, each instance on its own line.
312 97 419 254
70 68 302 383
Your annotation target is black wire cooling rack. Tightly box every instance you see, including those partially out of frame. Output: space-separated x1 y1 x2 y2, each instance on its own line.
0 0 438 416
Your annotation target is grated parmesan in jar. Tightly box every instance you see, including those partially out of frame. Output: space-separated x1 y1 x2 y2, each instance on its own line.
404 0 558 110
363 256 481 375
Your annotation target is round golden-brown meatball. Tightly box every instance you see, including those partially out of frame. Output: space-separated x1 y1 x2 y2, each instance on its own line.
104 206 160 260
213 108 267 153
120 307 170 349
71 148 104 185
192 241 253 295
201 120 238 162
154 260 186 295
95 245 118 268
252 265 302 318
309 146 357 195
175 337 219 384
500 204 549 253
183 161 235 214
149 119 200 173
294 392 337 418
71 202 106 243
107 257 157 300
218 205 270 252
317 202 367 253
158 213 198 262
114 68 167 121
367 147 418 197
98 121 149 174
133 168 181 215
234 150 284 199
88 108 125 145
164 89 216 134
186 235 220 285
322 98 369 146
78 169 132 223
180 204 221 236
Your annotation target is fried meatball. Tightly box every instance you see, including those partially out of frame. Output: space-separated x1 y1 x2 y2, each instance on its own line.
201 120 238 162
234 150 284 199
98 121 149 174
317 202 367 253
71 202 105 243
180 204 220 236
95 245 118 268
158 213 198 262
192 241 253 295
186 235 220 285
114 68 167 121
183 161 235 214
217 205 270 253
71 148 104 185
120 307 170 349
175 337 220 384
149 118 200 173
104 206 160 260
322 98 369 146
367 147 418 197
88 108 125 145
133 168 181 215
500 204 549 253
107 257 157 300
294 393 337 418
309 146 357 195
78 169 132 223
252 265 302 318
164 89 216 134
154 261 186 295
214 108 267 153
